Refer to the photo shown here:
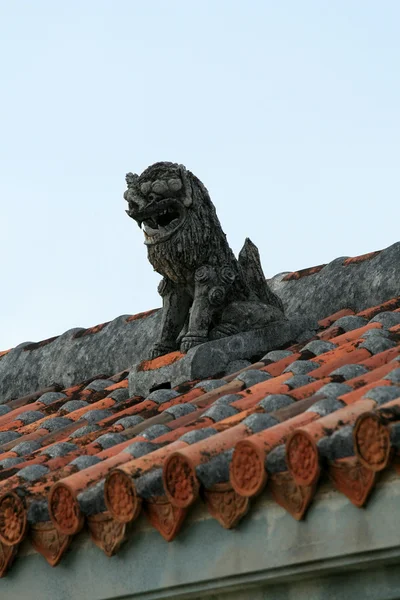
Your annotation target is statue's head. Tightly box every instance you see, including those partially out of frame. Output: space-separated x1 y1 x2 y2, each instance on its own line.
124 162 194 246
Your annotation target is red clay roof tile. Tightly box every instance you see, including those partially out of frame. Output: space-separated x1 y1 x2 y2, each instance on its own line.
0 271 400 575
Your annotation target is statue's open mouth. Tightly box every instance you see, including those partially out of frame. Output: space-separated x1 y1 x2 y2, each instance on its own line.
133 198 186 245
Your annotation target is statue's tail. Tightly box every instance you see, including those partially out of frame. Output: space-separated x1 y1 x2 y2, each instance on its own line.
238 238 284 312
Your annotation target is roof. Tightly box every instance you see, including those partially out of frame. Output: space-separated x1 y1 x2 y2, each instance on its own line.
0 245 399 578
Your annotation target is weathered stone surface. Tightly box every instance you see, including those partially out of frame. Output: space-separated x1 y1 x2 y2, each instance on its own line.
129 316 317 397
0 311 162 404
124 162 284 359
269 241 400 320
2 239 398 406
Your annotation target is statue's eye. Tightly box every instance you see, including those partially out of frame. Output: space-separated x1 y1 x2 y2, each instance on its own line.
152 180 168 195
140 182 151 195
168 178 182 193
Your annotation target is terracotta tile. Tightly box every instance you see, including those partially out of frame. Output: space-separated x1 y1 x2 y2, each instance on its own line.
263 354 301 376
328 456 376 507
73 322 110 339
125 308 158 322
282 264 326 281
285 399 384 486
163 425 254 508
7 384 63 411
357 296 400 320
309 348 371 379
269 470 316 520
22 336 59 352
202 482 249 529
104 379 129 392
138 351 184 372
230 408 324 497
328 323 381 346
353 411 392 473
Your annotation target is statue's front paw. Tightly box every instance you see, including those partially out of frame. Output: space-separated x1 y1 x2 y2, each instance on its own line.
180 334 208 353
149 343 176 360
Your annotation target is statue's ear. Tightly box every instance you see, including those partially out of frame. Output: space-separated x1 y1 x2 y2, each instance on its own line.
179 165 193 207
125 172 138 187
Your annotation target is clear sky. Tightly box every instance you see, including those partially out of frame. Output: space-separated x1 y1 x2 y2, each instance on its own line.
1 1 399 350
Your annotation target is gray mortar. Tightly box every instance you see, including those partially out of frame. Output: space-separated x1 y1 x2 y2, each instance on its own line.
359 337 396 355
333 315 368 331
106 388 130 402
330 364 369 380
202 404 239 422
27 499 50 524
0 457 24 470
242 413 279 433
178 428 216 445
300 340 336 356
390 423 400 450
43 417 73 432
0 431 21 445
14 441 42 456
69 455 102 470
0 405 10 416
129 316 317 397
17 464 49 482
286 374 315 389
194 379 227 392
147 389 180 404
141 424 171 440
283 360 319 375
18 411 44 425
384 368 400 384
364 386 400 405
40 442 77 458
370 311 400 328
317 426 354 461
95 432 126 449
165 403 197 419
82 409 113 424
258 394 294 412
124 441 159 458
60 400 89 413
262 349 293 363
70 424 100 438
38 392 67 406
236 370 271 387
318 382 352 399
269 242 400 321
362 328 391 339
306 397 345 417
114 415 145 429
213 394 243 407
78 480 107 516
196 449 234 488
135 468 165 499
84 379 114 392
265 445 287 474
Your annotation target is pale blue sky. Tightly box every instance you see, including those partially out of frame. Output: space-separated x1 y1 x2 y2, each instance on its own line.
1 1 399 349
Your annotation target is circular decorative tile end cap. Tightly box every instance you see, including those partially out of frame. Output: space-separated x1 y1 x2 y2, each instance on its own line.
48 483 83 535
0 492 27 546
163 453 199 508
229 441 267 497
354 412 391 472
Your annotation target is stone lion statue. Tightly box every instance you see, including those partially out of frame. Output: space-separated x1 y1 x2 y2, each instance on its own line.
125 162 284 358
